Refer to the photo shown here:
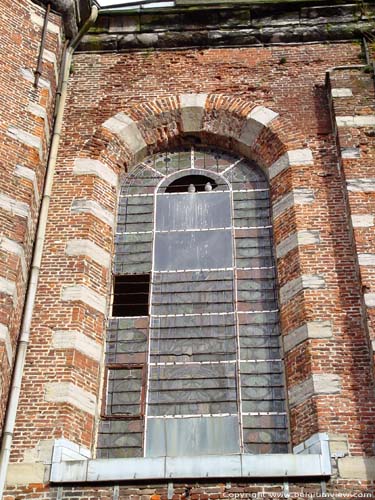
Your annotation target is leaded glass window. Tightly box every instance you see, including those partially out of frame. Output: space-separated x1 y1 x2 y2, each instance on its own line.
97 148 289 459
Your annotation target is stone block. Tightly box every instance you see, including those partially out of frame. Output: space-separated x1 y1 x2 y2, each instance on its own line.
336 115 375 127
6 463 46 486
180 94 208 133
15 164 39 201
0 277 17 305
23 439 55 464
328 434 348 457
44 381 97 415
358 254 375 266
73 158 118 187
347 179 375 192
0 192 30 219
103 112 147 161
341 147 360 159
0 236 27 280
248 105 278 126
52 330 102 362
364 293 375 307
7 126 43 160
276 230 320 259
71 199 115 228
66 239 111 268
20 67 50 90
338 457 375 480
288 374 341 407
61 285 107 314
280 275 325 305
351 214 374 227
239 106 278 147
269 148 313 179
0 322 13 365
272 188 315 219
283 320 333 352
331 88 353 97
30 12 61 35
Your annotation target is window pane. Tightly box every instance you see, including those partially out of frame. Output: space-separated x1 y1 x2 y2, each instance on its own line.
156 192 231 230
154 230 233 271
146 416 240 457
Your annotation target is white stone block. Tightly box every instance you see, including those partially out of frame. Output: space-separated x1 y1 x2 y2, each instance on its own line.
0 192 30 220
103 113 147 160
6 463 46 486
288 374 341 407
20 68 50 90
180 94 208 132
0 323 13 365
336 115 375 127
23 439 55 464
52 330 102 362
71 199 114 228
338 457 375 480
358 254 375 266
14 164 39 201
239 118 264 147
272 188 315 219
248 105 278 126
351 214 374 227
66 239 111 269
364 293 375 307
269 149 313 179
328 433 349 457
0 236 27 281
43 49 58 81
7 126 43 159
331 88 353 98
61 285 107 314
341 147 360 159
276 230 320 259
280 275 325 305
283 320 333 352
239 106 278 148
44 382 97 415
73 158 118 188
347 179 375 192
0 277 17 305
28 102 47 120
30 12 61 35
27 104 50 143
53 437 91 460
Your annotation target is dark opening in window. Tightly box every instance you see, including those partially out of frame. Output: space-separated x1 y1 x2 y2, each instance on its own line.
112 275 150 317
165 175 218 193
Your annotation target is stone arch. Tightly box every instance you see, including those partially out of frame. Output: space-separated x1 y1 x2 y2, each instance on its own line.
81 93 310 179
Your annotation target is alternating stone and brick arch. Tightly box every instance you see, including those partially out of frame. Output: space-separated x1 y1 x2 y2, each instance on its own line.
58 93 338 453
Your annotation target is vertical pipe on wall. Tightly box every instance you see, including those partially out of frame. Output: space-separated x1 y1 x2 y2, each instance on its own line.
0 5 99 497
34 3 51 88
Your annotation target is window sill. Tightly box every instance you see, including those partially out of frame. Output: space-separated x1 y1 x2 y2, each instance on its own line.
50 436 331 483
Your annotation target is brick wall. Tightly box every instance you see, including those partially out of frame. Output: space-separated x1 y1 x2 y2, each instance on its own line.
2 23 375 499
0 0 63 432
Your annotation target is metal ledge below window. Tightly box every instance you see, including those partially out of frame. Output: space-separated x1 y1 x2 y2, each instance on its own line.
51 452 331 483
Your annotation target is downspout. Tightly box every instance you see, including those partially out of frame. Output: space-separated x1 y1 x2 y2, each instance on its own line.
0 5 98 497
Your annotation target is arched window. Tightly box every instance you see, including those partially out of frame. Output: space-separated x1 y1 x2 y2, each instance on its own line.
97 148 289 459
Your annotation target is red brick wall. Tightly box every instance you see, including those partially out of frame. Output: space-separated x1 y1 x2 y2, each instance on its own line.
0 0 63 432
4 41 375 496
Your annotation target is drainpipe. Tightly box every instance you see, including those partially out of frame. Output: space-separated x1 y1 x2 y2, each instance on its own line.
0 5 98 497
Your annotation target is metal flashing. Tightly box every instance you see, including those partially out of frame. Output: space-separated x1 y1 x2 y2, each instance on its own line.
50 451 331 482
